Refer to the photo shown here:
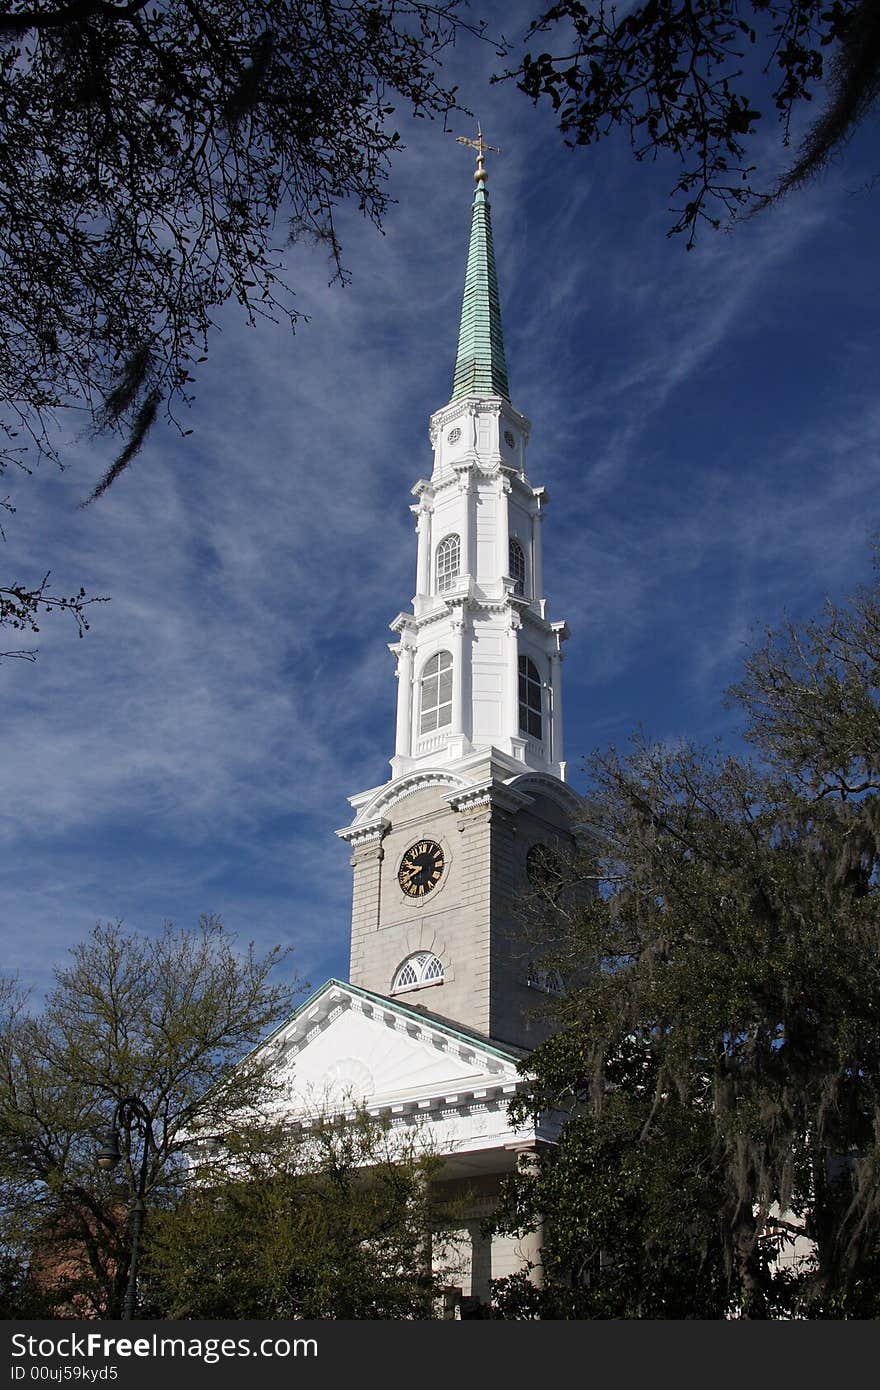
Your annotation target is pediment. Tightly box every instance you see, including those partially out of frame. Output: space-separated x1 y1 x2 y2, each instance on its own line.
341 768 469 833
265 981 524 1121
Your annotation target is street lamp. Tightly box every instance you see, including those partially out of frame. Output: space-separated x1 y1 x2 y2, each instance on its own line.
95 1095 156 1320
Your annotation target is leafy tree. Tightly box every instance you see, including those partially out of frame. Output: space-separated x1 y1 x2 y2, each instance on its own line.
501 1 880 244
492 1041 738 1318
0 916 298 1316
0 0 479 655
144 1110 453 1319
0 0 468 479
0 1245 62 1318
492 560 880 1318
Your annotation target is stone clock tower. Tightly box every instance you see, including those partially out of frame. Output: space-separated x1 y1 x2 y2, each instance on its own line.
337 140 582 1050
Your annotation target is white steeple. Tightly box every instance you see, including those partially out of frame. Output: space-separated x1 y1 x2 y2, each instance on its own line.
338 148 581 1047
387 150 569 783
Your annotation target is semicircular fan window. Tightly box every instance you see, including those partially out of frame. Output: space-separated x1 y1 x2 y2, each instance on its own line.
392 951 444 993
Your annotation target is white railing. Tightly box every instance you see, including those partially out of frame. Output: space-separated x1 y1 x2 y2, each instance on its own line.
417 732 448 754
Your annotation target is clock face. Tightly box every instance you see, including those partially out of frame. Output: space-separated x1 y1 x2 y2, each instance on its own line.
398 839 445 898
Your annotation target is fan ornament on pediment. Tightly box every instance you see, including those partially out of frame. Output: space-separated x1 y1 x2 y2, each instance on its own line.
319 1056 375 1102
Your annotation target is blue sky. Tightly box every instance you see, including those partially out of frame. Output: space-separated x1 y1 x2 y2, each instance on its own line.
3 4 879 1002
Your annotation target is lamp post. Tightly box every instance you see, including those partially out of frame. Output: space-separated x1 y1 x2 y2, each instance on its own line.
96 1095 156 1320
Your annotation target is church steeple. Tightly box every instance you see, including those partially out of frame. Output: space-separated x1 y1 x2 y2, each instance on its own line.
371 147 570 783
450 136 510 402
338 149 581 1050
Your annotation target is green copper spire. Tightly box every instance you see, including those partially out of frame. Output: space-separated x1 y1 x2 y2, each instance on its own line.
450 134 510 402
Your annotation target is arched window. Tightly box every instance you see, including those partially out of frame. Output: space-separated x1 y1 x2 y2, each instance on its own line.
420 651 453 734
436 534 460 593
509 537 526 596
518 655 542 740
392 952 445 993
527 965 565 996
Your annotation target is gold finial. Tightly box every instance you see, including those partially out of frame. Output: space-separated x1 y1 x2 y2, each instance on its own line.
456 124 502 184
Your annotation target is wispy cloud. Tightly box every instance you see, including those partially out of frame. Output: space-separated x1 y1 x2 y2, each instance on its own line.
2 22 878 1002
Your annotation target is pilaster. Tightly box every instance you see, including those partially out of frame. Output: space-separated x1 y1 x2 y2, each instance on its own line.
411 480 434 616
495 473 511 596
531 487 547 615
392 637 415 762
456 468 473 579
339 818 388 986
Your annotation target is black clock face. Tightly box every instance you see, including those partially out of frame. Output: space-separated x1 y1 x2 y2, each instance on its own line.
398 840 445 898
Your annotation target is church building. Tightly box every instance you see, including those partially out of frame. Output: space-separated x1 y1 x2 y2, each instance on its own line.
269 137 584 1311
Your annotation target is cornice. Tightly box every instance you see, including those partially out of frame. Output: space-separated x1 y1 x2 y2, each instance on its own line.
286 1081 530 1132
405 602 463 632
510 470 539 498
428 396 532 441
520 604 567 637
389 610 417 635
402 595 559 632
272 985 524 1087
428 397 487 442
504 771 585 819
445 778 534 815
352 768 471 824
335 815 389 846
430 456 513 489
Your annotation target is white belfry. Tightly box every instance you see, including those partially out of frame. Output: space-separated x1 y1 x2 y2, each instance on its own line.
387 138 569 784
390 399 568 780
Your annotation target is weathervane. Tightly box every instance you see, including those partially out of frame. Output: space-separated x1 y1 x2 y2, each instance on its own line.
456 124 502 184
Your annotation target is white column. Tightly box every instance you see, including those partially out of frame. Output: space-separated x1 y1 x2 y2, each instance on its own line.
505 615 520 743
458 474 472 579
415 503 432 599
467 404 478 453
532 505 545 605
549 649 563 766
394 641 415 758
451 612 465 736
496 475 511 591
514 1148 545 1290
